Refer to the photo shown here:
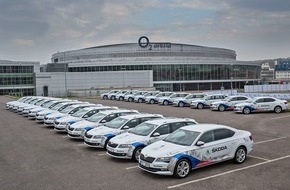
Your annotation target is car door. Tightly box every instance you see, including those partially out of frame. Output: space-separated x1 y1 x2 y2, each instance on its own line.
149 124 171 143
255 98 274 111
195 129 235 162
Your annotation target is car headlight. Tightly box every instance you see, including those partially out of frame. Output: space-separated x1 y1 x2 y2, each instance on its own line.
93 135 103 139
118 144 132 148
156 157 172 163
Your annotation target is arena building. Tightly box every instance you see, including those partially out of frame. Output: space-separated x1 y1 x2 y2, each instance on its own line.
37 37 261 96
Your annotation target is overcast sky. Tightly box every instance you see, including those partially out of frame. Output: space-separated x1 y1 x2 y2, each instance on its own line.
0 0 289 64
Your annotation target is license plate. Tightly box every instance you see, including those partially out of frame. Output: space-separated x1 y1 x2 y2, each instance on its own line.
140 160 150 167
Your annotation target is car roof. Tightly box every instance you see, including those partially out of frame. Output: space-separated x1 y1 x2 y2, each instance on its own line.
181 124 235 133
144 118 197 125
97 109 138 114
228 95 249 98
254 96 277 99
117 113 163 119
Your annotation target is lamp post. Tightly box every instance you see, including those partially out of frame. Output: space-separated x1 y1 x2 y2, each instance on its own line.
230 64 233 95
64 52 68 97
121 67 126 88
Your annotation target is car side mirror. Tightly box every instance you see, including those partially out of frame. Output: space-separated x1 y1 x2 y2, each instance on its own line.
152 132 160 137
196 141 205 146
253 102 257 104
123 126 130 130
83 115 88 118
100 120 106 123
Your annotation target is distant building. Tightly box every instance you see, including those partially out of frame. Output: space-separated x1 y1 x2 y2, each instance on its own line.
275 58 290 81
261 62 275 81
0 60 40 96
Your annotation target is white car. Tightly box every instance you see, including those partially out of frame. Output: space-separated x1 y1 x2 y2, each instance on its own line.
190 94 227 109
116 91 136 101
173 93 206 107
83 114 163 149
100 90 120 99
22 98 57 116
139 124 253 178
67 109 139 139
234 97 288 114
28 99 62 119
9 96 36 111
6 96 31 110
158 93 189 106
54 106 117 132
145 92 174 104
43 103 97 127
106 118 198 161
134 91 160 103
15 97 44 114
109 90 128 100
210 95 251 111
124 91 147 102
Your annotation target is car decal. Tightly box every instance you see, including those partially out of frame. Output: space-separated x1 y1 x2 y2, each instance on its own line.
131 142 146 147
67 121 75 125
84 126 93 131
104 133 115 138
55 116 62 119
220 103 233 110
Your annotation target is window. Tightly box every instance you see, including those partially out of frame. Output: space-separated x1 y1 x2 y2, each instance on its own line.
153 124 170 135
123 119 139 128
139 117 158 123
214 129 235 141
198 131 214 143
264 98 275 102
237 97 248 101
170 122 185 132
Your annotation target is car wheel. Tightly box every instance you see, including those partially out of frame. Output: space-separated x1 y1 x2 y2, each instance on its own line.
138 98 143 103
164 101 169 105
233 146 247 164
243 107 251 114
174 159 191 178
104 139 110 150
129 97 133 102
218 105 225 112
197 103 204 109
274 106 282 113
120 97 124 101
149 99 155 104
178 102 184 107
103 96 108 99
133 147 143 162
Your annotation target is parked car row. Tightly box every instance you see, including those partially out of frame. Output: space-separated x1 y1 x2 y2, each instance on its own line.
6 96 254 178
101 90 288 114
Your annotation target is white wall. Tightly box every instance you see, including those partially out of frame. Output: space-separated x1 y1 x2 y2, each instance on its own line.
36 70 153 96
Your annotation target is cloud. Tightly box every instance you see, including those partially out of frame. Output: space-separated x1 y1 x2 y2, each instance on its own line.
12 39 35 46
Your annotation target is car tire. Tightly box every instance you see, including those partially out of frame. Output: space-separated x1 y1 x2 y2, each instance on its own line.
149 99 155 104
103 96 108 100
104 139 110 150
174 159 191 178
129 97 133 102
138 98 143 103
243 107 251 114
132 147 143 162
218 105 225 112
120 97 124 101
274 106 282 113
178 102 184 107
164 101 169 106
197 103 204 109
233 146 247 164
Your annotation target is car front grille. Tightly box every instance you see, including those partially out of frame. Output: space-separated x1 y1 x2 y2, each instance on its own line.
139 164 162 172
107 151 126 157
85 141 99 146
140 154 155 163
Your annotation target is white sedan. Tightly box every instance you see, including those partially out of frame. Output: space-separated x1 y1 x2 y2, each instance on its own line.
139 124 253 178
234 97 288 114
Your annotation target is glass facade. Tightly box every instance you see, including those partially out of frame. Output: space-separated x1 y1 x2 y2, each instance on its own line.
0 65 36 96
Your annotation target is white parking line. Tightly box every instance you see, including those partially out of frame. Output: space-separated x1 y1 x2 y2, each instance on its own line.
248 155 270 161
126 165 139 170
98 153 107 156
167 155 290 189
254 136 287 145
270 115 290 120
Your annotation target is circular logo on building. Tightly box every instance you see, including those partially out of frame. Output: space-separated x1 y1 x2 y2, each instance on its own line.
138 36 149 48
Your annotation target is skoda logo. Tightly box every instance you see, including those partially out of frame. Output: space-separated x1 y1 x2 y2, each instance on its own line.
138 36 149 48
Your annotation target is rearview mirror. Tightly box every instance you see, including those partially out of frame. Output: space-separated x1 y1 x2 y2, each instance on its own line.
123 126 130 130
196 141 205 146
83 115 88 118
152 132 160 137
100 119 106 123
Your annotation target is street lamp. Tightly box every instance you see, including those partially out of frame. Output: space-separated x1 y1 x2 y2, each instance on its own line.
230 64 233 95
64 52 68 97
121 67 126 88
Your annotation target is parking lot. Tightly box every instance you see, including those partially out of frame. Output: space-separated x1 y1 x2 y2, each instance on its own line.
1 95 290 190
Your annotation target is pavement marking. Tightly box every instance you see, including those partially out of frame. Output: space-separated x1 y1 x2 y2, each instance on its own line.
248 155 270 161
270 115 290 120
98 153 107 156
167 155 290 189
126 165 139 170
254 136 287 145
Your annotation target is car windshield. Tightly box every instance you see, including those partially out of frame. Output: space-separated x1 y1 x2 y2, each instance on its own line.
41 101 54 108
35 100 46 106
164 129 200 146
51 103 65 110
105 118 128 129
71 109 88 117
87 113 106 122
129 123 157 136
59 105 76 114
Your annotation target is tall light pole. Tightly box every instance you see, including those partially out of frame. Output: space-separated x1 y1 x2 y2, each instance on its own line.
121 67 126 88
178 68 182 91
64 52 68 97
230 64 233 95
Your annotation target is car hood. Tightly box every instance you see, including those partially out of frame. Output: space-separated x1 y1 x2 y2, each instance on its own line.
56 115 79 122
31 107 46 112
38 109 57 115
191 99 205 103
71 120 96 128
110 132 148 145
141 141 191 158
87 126 120 136
211 100 228 105
47 112 67 118
235 102 252 107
